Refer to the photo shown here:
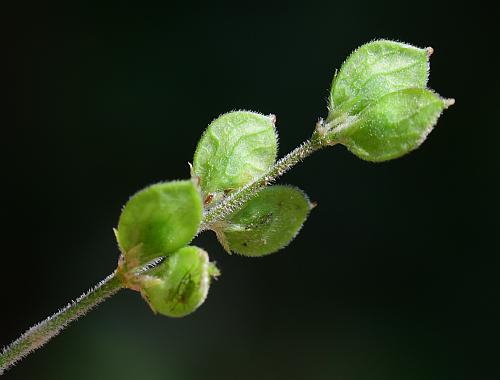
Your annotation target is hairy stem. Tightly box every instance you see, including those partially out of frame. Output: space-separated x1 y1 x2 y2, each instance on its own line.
0 272 123 375
0 129 329 374
199 131 327 231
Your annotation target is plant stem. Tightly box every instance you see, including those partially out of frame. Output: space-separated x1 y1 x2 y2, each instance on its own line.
0 272 123 375
0 129 329 375
199 131 327 231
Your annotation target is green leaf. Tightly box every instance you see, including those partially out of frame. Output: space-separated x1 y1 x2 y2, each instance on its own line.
215 186 311 256
331 88 452 162
139 246 219 318
193 111 277 201
117 180 203 267
329 40 430 118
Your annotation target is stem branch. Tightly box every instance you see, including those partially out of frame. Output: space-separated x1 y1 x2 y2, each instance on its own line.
0 128 329 375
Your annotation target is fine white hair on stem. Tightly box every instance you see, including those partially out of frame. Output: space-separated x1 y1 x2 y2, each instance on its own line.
0 272 121 375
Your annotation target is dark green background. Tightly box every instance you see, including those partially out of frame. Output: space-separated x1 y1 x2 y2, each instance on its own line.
3 2 498 379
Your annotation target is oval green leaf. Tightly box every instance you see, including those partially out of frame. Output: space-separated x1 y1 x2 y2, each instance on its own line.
329 40 430 118
117 180 203 266
332 88 452 162
140 246 219 318
216 186 311 257
193 111 278 199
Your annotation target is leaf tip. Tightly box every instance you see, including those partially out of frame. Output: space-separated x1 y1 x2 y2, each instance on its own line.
426 46 434 57
444 98 455 108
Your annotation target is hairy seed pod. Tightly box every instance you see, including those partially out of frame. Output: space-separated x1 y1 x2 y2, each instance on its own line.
140 246 219 317
324 40 453 162
329 39 430 119
331 88 452 162
215 186 311 256
117 181 203 267
193 111 278 197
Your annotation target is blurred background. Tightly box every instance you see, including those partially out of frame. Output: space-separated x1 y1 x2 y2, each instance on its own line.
3 1 498 379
